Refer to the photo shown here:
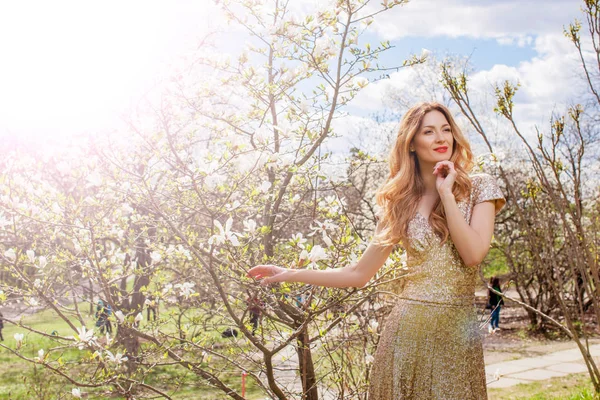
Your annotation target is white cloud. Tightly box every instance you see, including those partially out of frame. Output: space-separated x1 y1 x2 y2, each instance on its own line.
369 0 580 43
343 31 589 153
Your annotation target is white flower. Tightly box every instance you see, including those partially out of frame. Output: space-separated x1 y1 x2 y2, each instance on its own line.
105 350 128 365
243 219 257 234
114 310 125 323
162 283 173 294
291 233 307 249
121 203 134 215
75 326 96 350
134 312 143 324
299 249 310 263
33 279 42 288
4 248 16 262
365 353 375 364
309 220 338 237
369 320 379 331
86 171 102 187
174 282 196 298
14 333 24 348
26 250 35 263
399 252 407 267
225 201 241 211
208 217 240 247
27 298 39 307
150 251 162 264
72 387 82 398
37 256 47 269
351 76 369 88
35 348 45 362
307 245 328 267
259 181 272 193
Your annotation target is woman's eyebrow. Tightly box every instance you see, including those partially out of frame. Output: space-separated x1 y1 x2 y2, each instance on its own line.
422 124 450 129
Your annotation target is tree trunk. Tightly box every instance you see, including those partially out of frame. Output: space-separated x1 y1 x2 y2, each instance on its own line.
296 326 319 400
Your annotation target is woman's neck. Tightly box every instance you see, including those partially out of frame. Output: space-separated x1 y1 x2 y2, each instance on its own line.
419 161 438 195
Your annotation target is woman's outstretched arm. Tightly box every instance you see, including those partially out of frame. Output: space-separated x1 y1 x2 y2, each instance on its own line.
247 230 394 289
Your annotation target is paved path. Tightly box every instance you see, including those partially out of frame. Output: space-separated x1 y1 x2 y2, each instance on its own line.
485 343 597 388
268 341 596 396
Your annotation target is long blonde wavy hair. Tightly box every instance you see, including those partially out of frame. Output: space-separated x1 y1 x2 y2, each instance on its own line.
374 102 474 247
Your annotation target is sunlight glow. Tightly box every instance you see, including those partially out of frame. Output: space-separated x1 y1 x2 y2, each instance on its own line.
0 0 219 142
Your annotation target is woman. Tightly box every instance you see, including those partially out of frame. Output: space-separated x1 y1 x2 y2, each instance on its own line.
248 102 505 399
488 276 504 333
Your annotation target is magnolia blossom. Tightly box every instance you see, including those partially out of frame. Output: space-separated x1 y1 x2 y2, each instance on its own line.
174 282 196 298
33 279 42 288
309 220 337 248
27 298 39 307
208 217 240 247
86 171 102 187
365 353 375 364
300 245 328 268
351 76 369 88
399 252 407 267
75 326 96 350
309 220 338 236
243 219 257 234
162 283 173 294
105 350 128 365
369 320 379 331
259 181 272 193
35 348 45 362
291 233 307 249
26 249 35 263
72 388 82 398
225 200 241 211
307 246 327 264
114 310 125 323
4 248 16 262
37 256 48 269
150 251 162 264
14 333 24 349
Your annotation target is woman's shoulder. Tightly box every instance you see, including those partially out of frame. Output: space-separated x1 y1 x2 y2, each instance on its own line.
468 172 501 191
468 172 494 183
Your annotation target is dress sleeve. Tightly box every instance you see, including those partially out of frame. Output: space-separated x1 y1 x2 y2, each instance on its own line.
473 173 506 215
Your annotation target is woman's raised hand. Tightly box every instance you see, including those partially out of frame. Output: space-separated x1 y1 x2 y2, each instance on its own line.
247 264 293 285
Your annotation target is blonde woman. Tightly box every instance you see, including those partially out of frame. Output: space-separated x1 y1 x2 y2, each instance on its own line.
248 102 505 399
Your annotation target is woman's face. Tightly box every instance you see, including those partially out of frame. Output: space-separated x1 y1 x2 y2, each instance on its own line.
411 110 454 165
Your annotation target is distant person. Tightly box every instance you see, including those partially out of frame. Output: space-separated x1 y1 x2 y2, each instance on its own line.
0 311 4 341
146 297 158 322
95 300 112 334
246 292 264 335
488 277 504 333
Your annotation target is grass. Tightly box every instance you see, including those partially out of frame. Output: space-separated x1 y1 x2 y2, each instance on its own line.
489 373 599 400
0 305 267 399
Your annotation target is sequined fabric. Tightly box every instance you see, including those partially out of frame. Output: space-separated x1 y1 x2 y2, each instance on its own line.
368 173 506 400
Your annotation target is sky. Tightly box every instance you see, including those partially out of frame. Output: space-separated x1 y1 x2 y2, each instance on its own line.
0 0 587 156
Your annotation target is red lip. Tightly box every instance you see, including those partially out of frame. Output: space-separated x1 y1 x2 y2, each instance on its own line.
434 147 448 152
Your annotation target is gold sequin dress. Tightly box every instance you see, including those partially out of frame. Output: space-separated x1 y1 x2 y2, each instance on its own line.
368 173 506 400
